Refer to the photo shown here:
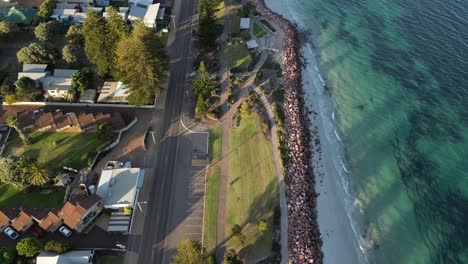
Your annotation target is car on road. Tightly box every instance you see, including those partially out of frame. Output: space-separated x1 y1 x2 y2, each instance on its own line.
58 226 72 237
29 226 44 237
4 227 19 240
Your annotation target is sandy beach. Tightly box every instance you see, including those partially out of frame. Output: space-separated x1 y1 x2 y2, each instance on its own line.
264 0 366 263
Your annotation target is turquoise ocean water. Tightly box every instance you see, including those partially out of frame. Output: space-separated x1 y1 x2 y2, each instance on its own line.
281 0 468 263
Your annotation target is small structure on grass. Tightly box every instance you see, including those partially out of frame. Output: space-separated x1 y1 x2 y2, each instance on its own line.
97 81 129 104
240 17 250 30
78 89 97 103
246 39 259 51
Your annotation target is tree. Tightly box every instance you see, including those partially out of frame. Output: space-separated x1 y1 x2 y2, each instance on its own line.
116 22 168 105
197 0 219 48
16 238 43 258
0 157 24 188
17 42 60 64
6 115 31 145
240 101 251 117
171 237 210 264
83 11 113 76
0 247 16 264
257 219 268 232
231 224 245 243
195 94 208 117
65 24 83 44
0 84 15 96
0 21 18 35
27 161 49 186
193 62 216 97
34 21 62 42
96 123 113 140
62 44 86 65
71 68 92 93
15 76 36 100
64 88 75 102
37 0 57 21
44 241 70 253
224 249 243 264
106 7 129 78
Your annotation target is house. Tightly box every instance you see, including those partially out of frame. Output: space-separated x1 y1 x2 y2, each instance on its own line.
17 64 50 87
36 250 95 264
129 0 153 8
128 5 147 22
0 6 38 25
38 209 62 232
96 166 144 209
11 211 34 232
240 17 250 30
246 39 259 51
97 81 130 104
42 69 78 99
78 89 97 103
0 207 20 232
103 10 127 21
143 3 160 28
58 194 103 232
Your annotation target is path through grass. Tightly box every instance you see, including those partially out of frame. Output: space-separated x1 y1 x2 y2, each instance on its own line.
225 115 278 260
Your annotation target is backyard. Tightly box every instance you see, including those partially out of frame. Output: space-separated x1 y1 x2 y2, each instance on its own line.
225 115 279 260
0 182 64 208
5 131 111 172
227 43 252 70
204 126 222 252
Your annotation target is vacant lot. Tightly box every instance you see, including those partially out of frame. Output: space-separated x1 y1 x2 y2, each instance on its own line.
0 182 64 208
225 115 278 260
5 131 110 172
227 43 252 70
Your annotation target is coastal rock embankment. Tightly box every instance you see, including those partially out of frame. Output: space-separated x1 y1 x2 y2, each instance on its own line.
249 0 324 263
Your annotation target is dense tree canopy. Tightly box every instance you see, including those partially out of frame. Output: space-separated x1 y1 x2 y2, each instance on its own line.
65 24 84 44
16 238 43 258
193 62 216 97
0 21 18 35
224 249 244 264
34 21 62 42
116 22 167 105
71 67 92 93
83 11 113 76
197 0 219 48
37 0 57 21
0 157 24 188
62 44 86 65
171 237 210 264
16 42 60 64
15 76 36 100
0 247 15 264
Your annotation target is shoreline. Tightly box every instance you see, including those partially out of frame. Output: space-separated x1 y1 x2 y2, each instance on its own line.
248 0 324 263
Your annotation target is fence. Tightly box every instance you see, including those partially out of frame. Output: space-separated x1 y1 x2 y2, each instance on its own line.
88 117 138 169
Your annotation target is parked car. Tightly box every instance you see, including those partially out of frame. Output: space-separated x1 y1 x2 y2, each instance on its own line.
4 227 19 240
29 226 44 237
58 226 72 237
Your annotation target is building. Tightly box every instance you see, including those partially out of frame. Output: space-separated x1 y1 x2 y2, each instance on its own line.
78 89 97 103
246 39 259 51
11 211 34 233
97 81 130 104
58 194 103 232
38 209 62 232
103 10 127 21
143 3 160 28
128 5 147 22
0 6 37 25
42 69 78 99
96 166 144 209
36 250 95 264
0 207 19 232
129 0 153 8
17 64 50 87
240 17 250 30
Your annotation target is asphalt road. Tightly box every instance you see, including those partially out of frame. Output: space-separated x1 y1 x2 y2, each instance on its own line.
125 0 198 263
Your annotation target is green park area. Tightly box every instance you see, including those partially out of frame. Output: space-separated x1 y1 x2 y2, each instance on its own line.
227 43 252 70
254 23 267 38
5 131 110 172
0 182 64 208
204 126 222 252
225 115 278 260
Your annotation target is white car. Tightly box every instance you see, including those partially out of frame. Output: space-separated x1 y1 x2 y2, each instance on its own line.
4 227 19 240
58 226 72 237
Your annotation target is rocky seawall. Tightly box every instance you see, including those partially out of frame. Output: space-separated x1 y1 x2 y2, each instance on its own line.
249 0 324 263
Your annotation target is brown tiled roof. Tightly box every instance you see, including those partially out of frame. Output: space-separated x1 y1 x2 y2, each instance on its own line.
78 194 101 210
94 112 111 127
39 211 61 230
59 202 86 229
67 112 80 128
16 110 35 129
11 211 31 231
0 211 10 225
77 113 96 130
35 112 55 130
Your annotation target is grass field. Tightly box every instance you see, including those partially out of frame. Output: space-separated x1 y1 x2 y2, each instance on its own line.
5 131 110 172
209 126 222 162
227 43 252 70
203 166 221 253
0 182 64 208
225 115 278 260
254 23 267 38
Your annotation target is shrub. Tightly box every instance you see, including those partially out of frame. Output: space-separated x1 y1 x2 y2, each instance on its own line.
16 238 43 258
44 240 70 253
257 219 268 232
4 94 18 105
124 206 133 215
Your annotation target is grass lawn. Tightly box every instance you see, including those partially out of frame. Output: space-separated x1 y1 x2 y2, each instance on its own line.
230 14 241 34
227 43 252 70
10 30 35 44
203 166 221 253
0 182 64 208
253 22 267 38
225 115 279 261
209 125 222 162
5 131 110 172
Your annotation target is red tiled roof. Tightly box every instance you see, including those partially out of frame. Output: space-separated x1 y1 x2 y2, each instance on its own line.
39 211 61 230
11 211 31 231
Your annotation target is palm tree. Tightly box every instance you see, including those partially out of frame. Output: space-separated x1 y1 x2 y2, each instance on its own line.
28 161 49 186
6 115 31 145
